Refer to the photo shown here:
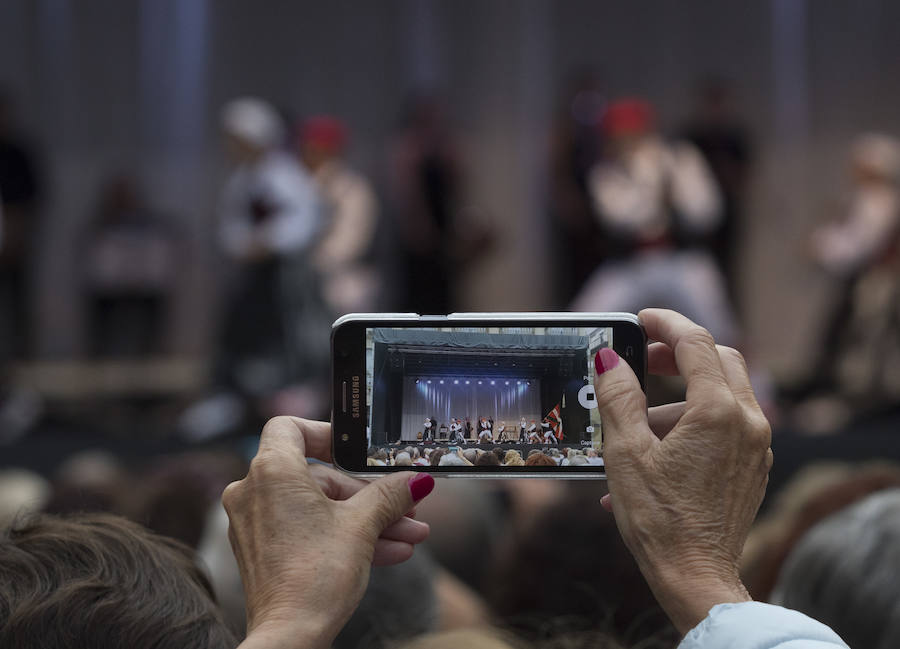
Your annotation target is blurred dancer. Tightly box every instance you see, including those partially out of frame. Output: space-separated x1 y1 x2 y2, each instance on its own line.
791 134 900 431
181 98 325 440
0 90 42 360
297 116 380 314
572 98 738 345
680 79 753 308
547 69 609 306
82 174 178 358
388 94 492 313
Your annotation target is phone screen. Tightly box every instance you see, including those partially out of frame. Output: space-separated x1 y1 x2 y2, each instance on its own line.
356 323 623 473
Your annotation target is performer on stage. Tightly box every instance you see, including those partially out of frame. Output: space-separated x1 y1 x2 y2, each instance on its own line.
423 417 435 442
519 417 528 443
496 420 507 442
465 417 473 441
527 420 540 444
478 421 493 444
450 418 467 445
542 420 559 445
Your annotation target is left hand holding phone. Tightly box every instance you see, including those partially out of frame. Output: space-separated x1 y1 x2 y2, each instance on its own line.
224 417 435 649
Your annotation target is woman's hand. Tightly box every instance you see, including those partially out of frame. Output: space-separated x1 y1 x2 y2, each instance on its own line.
593 309 772 635
223 417 435 649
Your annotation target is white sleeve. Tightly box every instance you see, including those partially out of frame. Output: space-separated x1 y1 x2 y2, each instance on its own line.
812 190 899 275
314 172 378 269
667 142 722 234
257 161 322 254
588 163 661 234
678 603 848 649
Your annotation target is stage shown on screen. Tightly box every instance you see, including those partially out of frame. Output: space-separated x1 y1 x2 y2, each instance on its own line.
364 325 611 468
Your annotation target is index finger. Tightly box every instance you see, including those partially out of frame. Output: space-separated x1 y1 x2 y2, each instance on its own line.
256 417 333 463
639 309 731 403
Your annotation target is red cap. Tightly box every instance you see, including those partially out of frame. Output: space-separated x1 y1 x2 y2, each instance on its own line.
298 115 347 152
600 98 654 136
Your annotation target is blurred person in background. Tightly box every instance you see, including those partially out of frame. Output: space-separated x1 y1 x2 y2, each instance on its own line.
81 174 179 358
680 78 753 311
771 488 900 649
547 69 609 307
180 97 328 440
0 89 42 361
296 115 381 314
487 484 676 647
572 98 738 345
741 461 900 602
388 93 492 313
789 134 900 432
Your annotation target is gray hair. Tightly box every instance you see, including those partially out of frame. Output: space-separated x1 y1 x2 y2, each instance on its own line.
439 453 469 467
771 488 900 649
394 452 412 466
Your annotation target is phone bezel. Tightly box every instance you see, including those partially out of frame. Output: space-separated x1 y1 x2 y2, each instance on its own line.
331 312 646 479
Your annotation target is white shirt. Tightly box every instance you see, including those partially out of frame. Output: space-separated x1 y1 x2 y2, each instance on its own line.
679 602 847 649
588 136 721 240
220 151 322 258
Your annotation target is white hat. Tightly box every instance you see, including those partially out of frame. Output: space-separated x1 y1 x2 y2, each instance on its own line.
221 97 285 149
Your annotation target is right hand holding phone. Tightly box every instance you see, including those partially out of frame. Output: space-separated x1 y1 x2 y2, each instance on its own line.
593 309 773 636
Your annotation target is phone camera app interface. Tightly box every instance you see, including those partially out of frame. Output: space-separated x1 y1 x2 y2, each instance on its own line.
364 325 611 469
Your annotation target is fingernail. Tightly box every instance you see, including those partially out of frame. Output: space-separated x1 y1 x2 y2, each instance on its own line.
595 348 619 375
408 473 435 502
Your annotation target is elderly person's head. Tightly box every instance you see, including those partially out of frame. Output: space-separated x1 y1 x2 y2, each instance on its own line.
394 452 412 467
502 450 524 467
0 513 236 648
772 489 900 649
463 449 478 464
439 453 469 467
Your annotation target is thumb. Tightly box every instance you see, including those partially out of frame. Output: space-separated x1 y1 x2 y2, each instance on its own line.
348 472 435 538
593 348 654 457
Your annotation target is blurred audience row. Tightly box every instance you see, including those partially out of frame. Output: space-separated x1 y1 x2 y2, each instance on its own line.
2 455 899 648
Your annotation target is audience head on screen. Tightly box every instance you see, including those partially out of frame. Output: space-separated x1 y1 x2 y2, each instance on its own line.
772 488 900 649
395 452 412 466
476 451 500 466
503 450 524 466
0 513 235 649
525 453 556 467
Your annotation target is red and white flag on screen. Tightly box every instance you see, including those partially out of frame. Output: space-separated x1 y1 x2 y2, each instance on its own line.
545 401 564 440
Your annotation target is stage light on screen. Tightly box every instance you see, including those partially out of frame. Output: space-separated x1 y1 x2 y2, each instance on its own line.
505 381 509 385
454 380 459 384
491 380 496 385
427 380 432 384
415 379 420 384
465 380 470 385
517 381 521 385
478 381 483 385
439 380 444 384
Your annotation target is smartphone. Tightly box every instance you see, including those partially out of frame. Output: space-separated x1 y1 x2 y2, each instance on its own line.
331 312 646 478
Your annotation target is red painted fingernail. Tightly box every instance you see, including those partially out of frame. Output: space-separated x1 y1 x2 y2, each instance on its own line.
595 348 620 375
408 473 435 502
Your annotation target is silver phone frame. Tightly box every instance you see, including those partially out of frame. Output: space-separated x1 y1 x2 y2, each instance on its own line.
331 311 643 480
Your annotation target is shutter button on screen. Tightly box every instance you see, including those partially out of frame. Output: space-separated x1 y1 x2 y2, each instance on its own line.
578 384 597 410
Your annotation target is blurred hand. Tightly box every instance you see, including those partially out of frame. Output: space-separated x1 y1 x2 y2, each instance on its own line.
224 417 435 649
594 309 772 635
